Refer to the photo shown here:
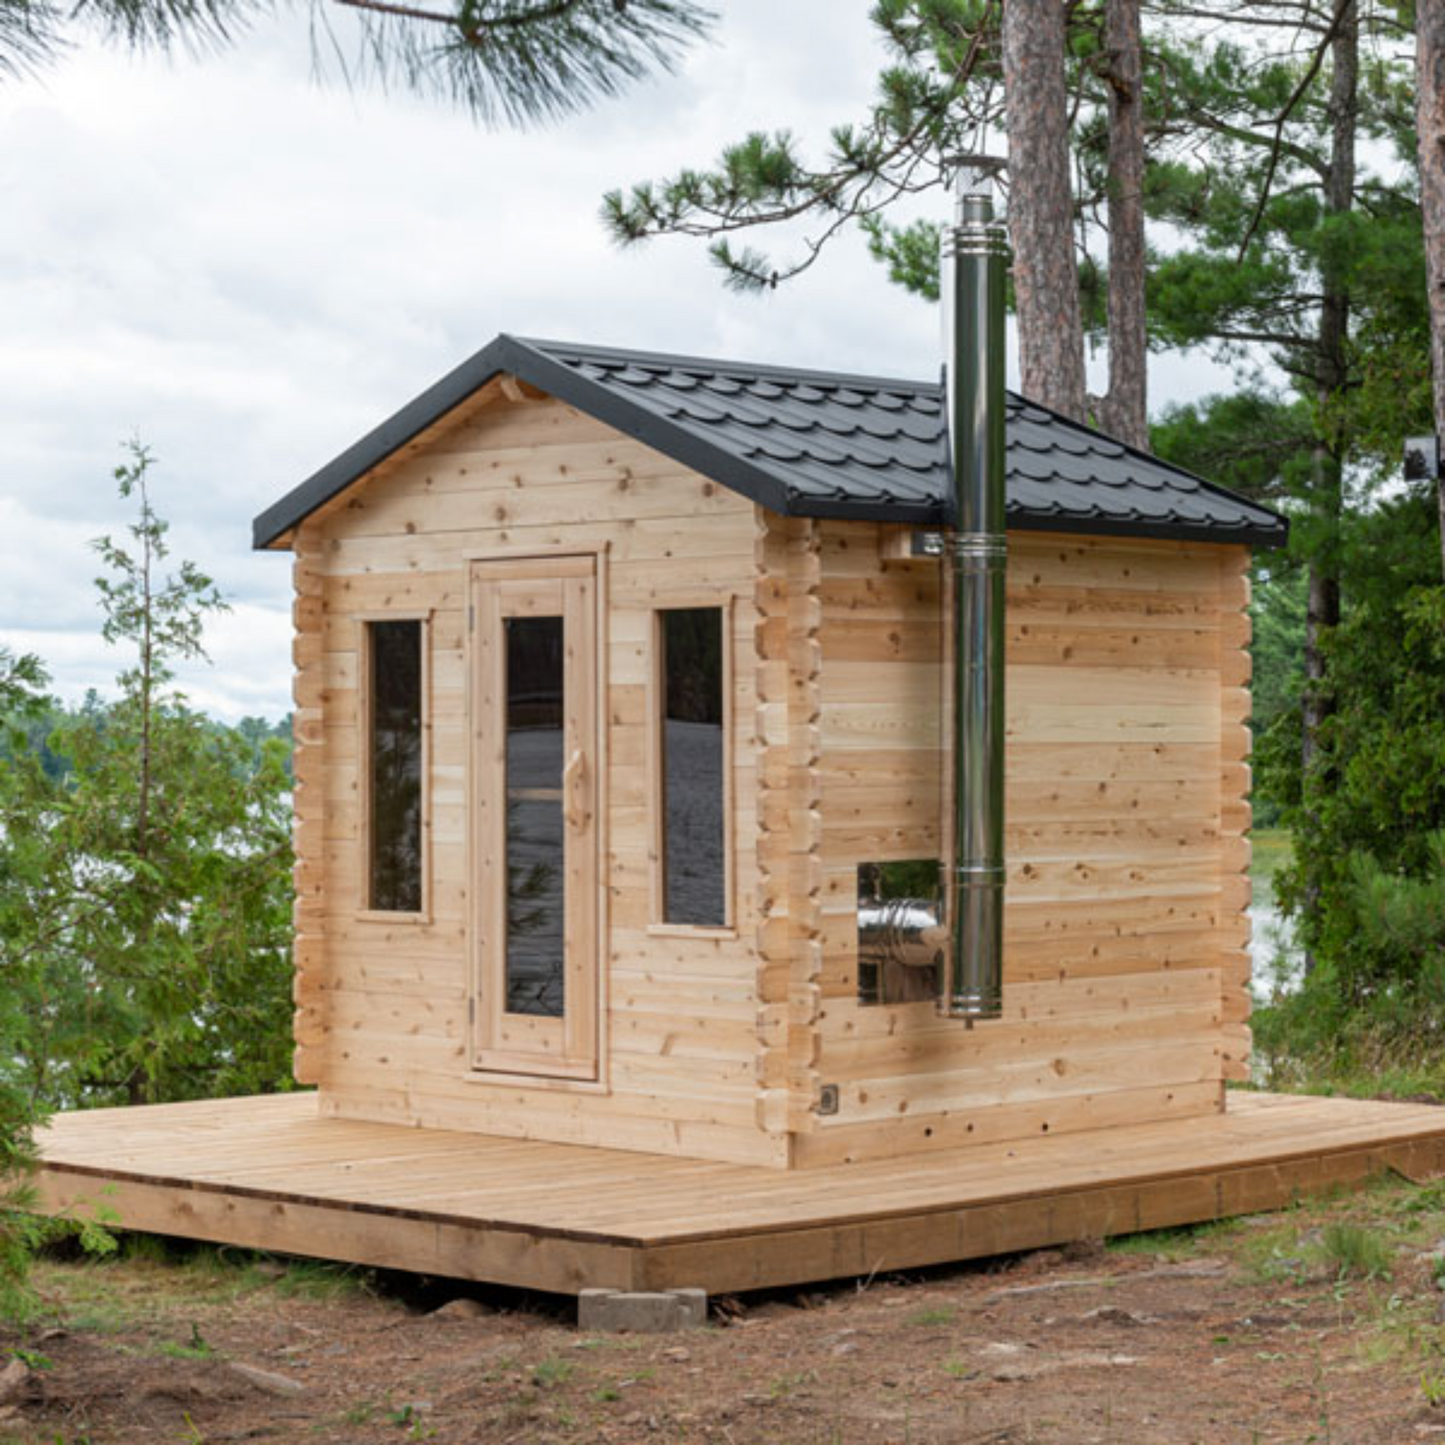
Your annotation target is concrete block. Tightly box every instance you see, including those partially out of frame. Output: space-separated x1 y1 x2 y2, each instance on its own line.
670 1287 708 1327
577 1287 708 1333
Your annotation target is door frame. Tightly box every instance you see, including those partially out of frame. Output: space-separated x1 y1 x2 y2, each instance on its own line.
466 549 607 1085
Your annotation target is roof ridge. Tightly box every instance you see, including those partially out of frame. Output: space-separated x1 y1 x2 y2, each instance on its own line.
512 335 944 399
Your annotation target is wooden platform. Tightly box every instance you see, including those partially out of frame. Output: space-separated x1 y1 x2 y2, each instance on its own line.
34 1092 1445 1298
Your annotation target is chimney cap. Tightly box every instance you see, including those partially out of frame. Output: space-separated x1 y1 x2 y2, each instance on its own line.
947 154 1007 197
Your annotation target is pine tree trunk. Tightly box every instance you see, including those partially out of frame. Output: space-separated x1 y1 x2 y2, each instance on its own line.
1301 0 1357 971
1417 0 1445 579
1098 0 1148 450
1002 0 1088 422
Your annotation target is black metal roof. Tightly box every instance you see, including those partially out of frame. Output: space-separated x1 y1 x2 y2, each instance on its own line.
253 334 1288 550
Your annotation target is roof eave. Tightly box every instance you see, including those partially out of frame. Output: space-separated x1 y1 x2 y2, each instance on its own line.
253 333 1291 553
253 333 809 549
785 497 1287 548
252 334 525 550
1001 509 1289 550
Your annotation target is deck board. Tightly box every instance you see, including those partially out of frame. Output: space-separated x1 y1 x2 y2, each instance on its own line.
35 1092 1445 1296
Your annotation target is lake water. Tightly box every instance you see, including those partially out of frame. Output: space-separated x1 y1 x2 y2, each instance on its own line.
1249 901 1302 1002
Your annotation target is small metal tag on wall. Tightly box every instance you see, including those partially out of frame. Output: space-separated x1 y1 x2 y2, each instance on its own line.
817 1084 840 1116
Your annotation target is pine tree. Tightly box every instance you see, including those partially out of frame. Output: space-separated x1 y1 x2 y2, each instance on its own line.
1002 0 1088 419
1 0 713 127
1143 0 1428 966
603 0 1149 430
0 446 296 1110
1416 0 1445 575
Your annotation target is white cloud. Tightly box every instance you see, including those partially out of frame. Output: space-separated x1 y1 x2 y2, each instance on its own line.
0 3 1244 721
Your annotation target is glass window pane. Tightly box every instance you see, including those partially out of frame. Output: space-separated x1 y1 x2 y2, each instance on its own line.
660 607 726 926
505 616 565 1017
369 620 423 913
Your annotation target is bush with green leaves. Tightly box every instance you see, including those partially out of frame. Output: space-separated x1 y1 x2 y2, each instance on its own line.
0 446 296 1114
1255 490 1445 1075
0 645 61 1317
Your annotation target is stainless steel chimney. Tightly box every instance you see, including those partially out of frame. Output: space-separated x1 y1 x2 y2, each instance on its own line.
940 158 1009 1021
853 158 1008 1023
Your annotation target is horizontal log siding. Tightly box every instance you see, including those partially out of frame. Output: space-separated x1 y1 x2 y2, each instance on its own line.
796 524 1242 1166
304 391 780 1166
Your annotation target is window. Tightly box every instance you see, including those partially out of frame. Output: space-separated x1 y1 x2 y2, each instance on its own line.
502 614 566 1016
366 619 425 914
656 606 728 928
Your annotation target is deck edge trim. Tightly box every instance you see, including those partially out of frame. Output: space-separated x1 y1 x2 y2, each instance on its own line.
39 1111 1445 1250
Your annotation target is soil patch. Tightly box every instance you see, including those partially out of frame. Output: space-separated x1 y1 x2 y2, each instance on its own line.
6 1176 1445 1443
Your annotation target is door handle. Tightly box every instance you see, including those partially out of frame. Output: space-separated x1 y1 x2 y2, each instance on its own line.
563 749 590 831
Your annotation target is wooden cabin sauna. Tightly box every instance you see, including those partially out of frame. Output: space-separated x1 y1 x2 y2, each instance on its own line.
252 183 1285 1174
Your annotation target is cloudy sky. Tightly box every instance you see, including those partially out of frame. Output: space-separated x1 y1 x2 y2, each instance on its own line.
0 2 1236 722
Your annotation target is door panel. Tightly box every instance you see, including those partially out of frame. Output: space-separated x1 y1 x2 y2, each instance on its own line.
470 556 598 1080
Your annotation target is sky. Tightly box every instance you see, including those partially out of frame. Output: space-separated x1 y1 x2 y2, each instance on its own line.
0 2 1240 722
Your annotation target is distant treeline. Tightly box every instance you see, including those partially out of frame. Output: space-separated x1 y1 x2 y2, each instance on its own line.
0 701 293 784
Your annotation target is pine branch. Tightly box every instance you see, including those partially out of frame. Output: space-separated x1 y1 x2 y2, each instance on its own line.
1235 0 1357 261
5 0 713 128
602 0 999 289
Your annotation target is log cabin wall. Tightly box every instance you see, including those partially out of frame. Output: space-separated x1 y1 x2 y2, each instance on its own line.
290 387 785 1167
286 379 1254 1172
792 523 1253 1168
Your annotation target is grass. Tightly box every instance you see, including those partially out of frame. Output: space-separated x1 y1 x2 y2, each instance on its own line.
532 1357 574 1390
1250 1013 1445 1103
1317 1222 1393 1281
1235 1221 1313 1284
768 1370 814 1399
1105 1217 1241 1260
155 1323 215 1361
31 1234 373 1342
1097 1173 1445 1416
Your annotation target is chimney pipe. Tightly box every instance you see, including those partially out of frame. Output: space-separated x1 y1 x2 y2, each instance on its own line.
851 158 1008 1022
940 158 1009 1021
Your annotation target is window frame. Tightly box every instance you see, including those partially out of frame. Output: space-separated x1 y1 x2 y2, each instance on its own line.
356 611 432 925
647 597 736 939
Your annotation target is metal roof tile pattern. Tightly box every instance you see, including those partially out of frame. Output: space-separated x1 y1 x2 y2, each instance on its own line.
253 334 1288 550
529 339 1286 545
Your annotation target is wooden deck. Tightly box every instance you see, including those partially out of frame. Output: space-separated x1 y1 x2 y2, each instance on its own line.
35 1092 1445 1298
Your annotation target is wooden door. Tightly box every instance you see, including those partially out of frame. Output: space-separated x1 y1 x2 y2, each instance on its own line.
470 555 598 1080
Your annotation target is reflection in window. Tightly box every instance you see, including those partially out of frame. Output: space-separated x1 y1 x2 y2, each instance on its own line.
504 615 565 1017
368 620 423 913
659 607 726 926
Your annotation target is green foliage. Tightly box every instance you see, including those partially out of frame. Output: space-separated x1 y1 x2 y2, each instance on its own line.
0 645 58 1320
1255 493 1445 1072
335 0 714 129
0 446 297 1317
860 215 942 302
1246 566 1310 823
1317 1222 1393 1282
531 1357 574 1389
0 648 50 721
0 446 296 1112
603 2 996 290
1150 391 1316 507
157 1323 215 1360
1151 391 1310 826
2 0 713 128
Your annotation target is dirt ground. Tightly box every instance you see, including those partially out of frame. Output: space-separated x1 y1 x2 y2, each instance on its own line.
6 1174 1445 1444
